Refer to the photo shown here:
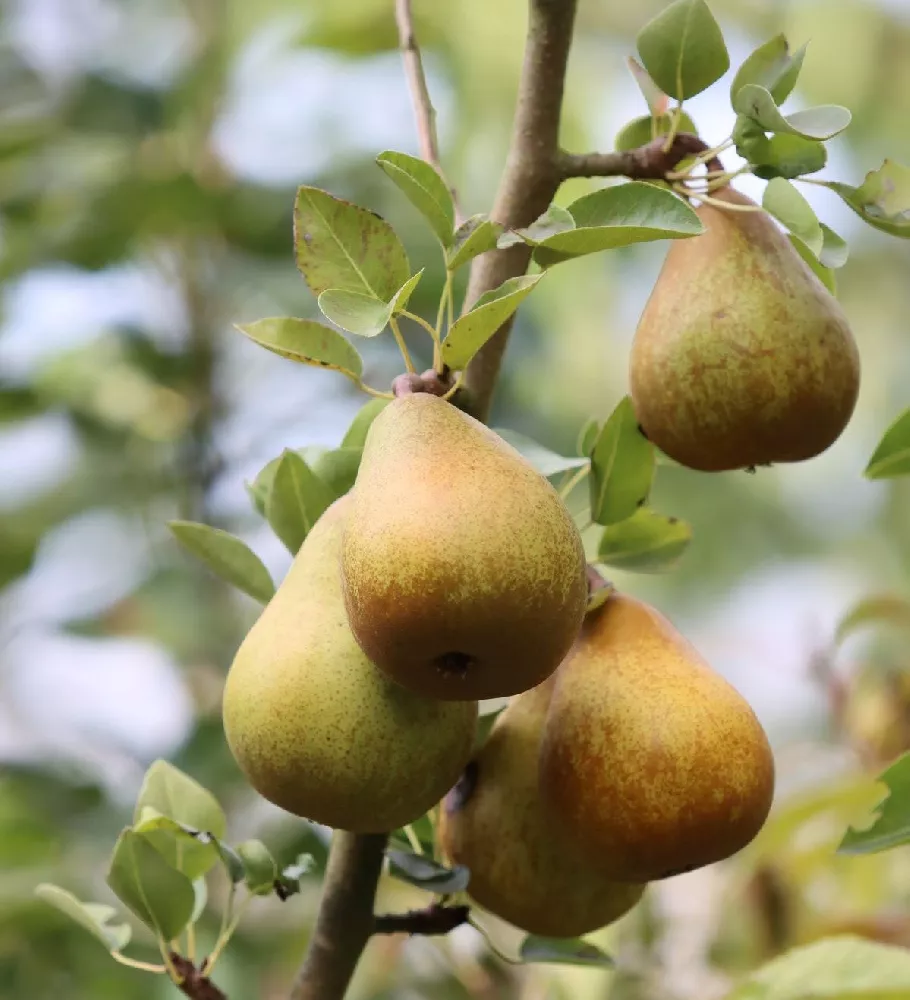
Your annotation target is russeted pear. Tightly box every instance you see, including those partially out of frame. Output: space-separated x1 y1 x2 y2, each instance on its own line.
629 185 860 472
341 393 588 701
439 677 646 938
222 494 477 833
539 593 774 883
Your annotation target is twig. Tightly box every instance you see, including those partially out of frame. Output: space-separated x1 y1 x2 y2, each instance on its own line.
170 955 226 1000
373 903 471 936
289 832 388 1000
559 133 722 180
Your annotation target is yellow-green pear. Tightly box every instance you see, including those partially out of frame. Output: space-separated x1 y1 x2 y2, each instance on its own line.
341 393 588 701
629 185 860 472
222 494 477 833
438 677 646 938
539 593 775 882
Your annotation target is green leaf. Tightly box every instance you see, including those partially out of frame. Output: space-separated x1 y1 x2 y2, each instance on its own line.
446 215 505 271
294 186 409 299
493 428 588 477
132 809 221 881
216 842 246 883
342 398 390 449
35 884 132 953
636 0 729 100
839 753 910 856
389 270 424 313
762 178 822 255
275 852 317 898
529 183 704 267
865 407 910 479
236 840 278 895
597 508 692 572
500 205 575 248
614 112 698 152
236 318 363 382
134 760 227 837
747 134 827 180
317 290 391 337
305 446 362 498
730 35 806 105
734 84 851 140
441 274 543 370
376 150 455 247
818 161 910 238
191 878 207 925
724 934 910 1000
626 56 669 117
578 419 601 457
386 849 470 894
589 397 655 526
819 224 849 269
835 595 910 647
107 829 195 941
518 935 614 968
789 234 836 294
168 522 275 604
266 449 334 554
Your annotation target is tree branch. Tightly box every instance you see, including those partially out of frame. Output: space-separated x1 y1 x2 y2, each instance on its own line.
289 832 388 1000
460 0 579 422
395 0 442 171
373 903 471 936
558 133 720 179
171 955 226 1000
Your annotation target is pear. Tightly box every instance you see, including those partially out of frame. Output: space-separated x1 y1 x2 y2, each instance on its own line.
629 185 860 472
222 494 477 833
439 677 646 938
539 593 774 882
341 393 588 701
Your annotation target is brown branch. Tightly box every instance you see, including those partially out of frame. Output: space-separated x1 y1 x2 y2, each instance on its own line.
395 0 442 170
171 955 226 1000
558 133 721 179
459 0 579 421
373 903 471 936
289 832 387 1000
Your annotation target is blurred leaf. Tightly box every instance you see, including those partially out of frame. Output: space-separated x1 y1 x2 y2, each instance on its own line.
818 161 910 238
343 398 390 449
636 0 729 100
626 56 669 116
0 385 42 423
133 808 220 881
529 183 704 267
839 753 910 855
835 595 910 646
317 289 392 337
305 446 362 499
275 853 318 898
819 224 849 268
236 840 278 895
597 508 692 572
216 841 246 884
447 215 504 270
169 522 275 604
236 318 364 383
294 186 409 298
35 885 131 953
734 85 851 139
614 112 698 152
762 178 822 255
493 428 588 477
789 234 836 293
190 878 207 925
266 449 334 554
730 35 806 105
578 419 602 457
441 274 543 370
865 407 910 478
589 397 655 526
387 849 470 894
748 134 827 180
519 935 614 967
376 150 455 247
134 760 226 838
724 935 910 999
106 829 195 941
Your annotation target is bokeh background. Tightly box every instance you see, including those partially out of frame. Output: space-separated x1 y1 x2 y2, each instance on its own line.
4 0 910 997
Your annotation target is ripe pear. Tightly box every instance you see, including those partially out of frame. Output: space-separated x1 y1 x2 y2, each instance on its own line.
222 494 477 833
629 185 860 472
539 593 774 882
439 677 646 937
341 393 587 701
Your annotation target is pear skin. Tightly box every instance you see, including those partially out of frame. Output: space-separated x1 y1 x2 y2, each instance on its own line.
222 495 477 833
341 393 588 701
539 593 774 882
629 185 860 472
439 677 646 938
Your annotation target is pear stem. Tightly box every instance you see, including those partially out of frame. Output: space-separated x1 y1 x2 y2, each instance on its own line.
289 832 388 1000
